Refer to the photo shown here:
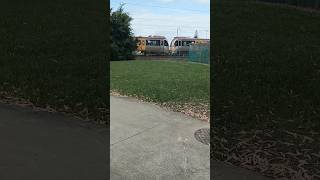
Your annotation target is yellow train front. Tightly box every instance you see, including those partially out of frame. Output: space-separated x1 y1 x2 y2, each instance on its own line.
135 36 170 56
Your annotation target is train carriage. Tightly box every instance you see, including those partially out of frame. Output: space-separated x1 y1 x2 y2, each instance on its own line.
170 37 210 56
135 36 170 55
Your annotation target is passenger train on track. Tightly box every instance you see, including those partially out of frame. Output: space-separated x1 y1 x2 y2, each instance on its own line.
135 35 210 56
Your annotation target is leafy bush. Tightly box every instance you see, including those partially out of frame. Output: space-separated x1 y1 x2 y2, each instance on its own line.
110 4 137 61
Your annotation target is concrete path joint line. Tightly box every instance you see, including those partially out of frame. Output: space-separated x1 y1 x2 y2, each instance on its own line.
111 123 162 146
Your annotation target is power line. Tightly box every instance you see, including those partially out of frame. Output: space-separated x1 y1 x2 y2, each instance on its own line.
133 30 209 36
132 17 209 24
132 24 210 31
133 28 210 33
131 23 209 29
133 29 205 34
132 27 209 34
117 1 209 13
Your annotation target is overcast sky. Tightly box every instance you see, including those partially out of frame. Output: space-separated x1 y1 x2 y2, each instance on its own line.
110 0 210 42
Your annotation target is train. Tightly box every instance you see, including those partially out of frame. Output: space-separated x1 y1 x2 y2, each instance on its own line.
170 37 210 56
135 36 170 55
135 35 210 56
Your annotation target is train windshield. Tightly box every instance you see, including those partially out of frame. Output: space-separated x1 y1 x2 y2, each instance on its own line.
164 40 169 46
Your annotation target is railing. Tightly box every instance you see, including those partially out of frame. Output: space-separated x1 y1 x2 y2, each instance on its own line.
187 44 210 64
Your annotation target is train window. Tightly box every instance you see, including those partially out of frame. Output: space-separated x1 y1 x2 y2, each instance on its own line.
174 41 178 46
154 40 160 46
185 41 195 46
146 40 160 46
178 41 181 46
182 41 187 46
161 41 163 46
164 40 168 46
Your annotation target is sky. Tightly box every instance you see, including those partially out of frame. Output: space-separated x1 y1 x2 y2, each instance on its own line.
110 0 210 43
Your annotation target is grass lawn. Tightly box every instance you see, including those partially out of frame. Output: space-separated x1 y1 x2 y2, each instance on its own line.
212 0 320 179
0 0 108 123
111 60 210 120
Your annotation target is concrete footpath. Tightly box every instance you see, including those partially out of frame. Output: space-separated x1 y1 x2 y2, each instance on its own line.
0 103 108 180
111 96 271 180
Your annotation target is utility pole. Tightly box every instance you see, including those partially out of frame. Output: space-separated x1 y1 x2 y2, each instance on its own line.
176 27 181 37
176 27 179 37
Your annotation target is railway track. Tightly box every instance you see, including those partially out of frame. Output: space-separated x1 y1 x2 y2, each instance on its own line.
134 55 188 60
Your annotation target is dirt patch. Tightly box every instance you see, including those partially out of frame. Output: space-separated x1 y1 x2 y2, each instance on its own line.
110 90 129 97
160 102 209 122
0 91 107 125
110 90 210 122
212 127 320 179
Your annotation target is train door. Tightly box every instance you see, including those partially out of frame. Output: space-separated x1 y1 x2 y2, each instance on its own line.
160 39 168 55
156 39 161 55
164 40 169 55
152 39 160 55
178 40 182 56
173 40 178 56
146 39 153 55
160 40 164 55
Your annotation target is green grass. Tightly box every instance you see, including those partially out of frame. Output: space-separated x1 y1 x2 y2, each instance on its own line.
212 0 320 178
111 60 209 105
0 0 108 122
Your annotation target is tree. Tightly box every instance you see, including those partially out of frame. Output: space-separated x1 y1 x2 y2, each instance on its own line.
110 4 137 61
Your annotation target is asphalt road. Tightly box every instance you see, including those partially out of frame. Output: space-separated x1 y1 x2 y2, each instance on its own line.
0 103 108 180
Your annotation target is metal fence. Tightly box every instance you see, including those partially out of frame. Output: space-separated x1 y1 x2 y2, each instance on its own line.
259 0 320 9
187 43 210 64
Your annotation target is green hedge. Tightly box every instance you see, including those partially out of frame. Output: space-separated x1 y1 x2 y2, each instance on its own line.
0 0 108 123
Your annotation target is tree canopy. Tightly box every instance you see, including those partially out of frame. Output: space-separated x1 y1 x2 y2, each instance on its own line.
110 4 137 61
